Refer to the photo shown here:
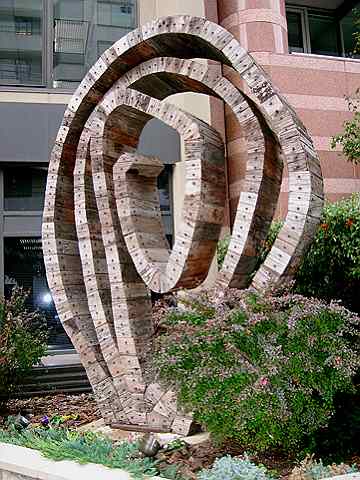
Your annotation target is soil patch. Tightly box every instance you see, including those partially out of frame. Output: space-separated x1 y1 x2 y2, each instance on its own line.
0 393 100 428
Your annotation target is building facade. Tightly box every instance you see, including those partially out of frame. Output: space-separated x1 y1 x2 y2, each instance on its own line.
0 0 359 371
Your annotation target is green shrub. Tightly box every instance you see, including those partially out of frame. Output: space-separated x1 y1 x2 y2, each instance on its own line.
331 90 360 165
217 235 230 269
254 220 283 273
0 287 47 404
155 289 360 453
216 222 283 272
307 387 360 462
198 455 273 480
217 195 360 313
296 194 360 312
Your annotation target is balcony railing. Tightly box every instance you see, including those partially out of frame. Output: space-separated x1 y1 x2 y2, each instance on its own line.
54 19 89 55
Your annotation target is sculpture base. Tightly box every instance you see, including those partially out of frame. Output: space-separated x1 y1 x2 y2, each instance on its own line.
110 423 171 433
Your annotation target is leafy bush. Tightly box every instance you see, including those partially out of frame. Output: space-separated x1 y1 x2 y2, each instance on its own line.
217 235 230 269
217 196 360 313
216 222 283 271
296 194 360 312
308 387 360 462
0 424 159 479
155 289 360 453
198 455 273 480
331 90 360 164
254 220 283 272
0 287 47 404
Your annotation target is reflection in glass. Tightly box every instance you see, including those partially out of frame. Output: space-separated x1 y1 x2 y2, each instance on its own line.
4 168 47 211
0 0 43 85
308 13 340 57
341 6 360 58
287 11 304 53
4 237 72 348
53 0 137 88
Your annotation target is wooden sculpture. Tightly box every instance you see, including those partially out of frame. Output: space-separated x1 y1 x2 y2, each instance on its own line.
43 16 324 434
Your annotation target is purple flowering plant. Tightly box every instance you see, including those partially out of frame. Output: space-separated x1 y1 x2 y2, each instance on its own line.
154 288 360 453
40 416 50 427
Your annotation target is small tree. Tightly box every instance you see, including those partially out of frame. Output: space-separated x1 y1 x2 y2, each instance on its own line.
0 287 48 407
331 10 360 164
331 91 360 165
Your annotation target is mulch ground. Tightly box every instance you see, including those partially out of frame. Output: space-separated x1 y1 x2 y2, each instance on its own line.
0 393 101 428
0 393 295 477
156 440 296 479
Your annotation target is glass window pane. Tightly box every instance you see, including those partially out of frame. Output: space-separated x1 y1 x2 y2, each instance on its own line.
4 168 47 211
287 11 305 53
309 13 340 57
4 237 72 348
0 0 43 85
341 5 360 58
54 0 84 21
98 2 111 25
53 0 137 88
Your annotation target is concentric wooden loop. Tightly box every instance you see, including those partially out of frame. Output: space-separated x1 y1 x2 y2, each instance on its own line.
90 89 226 293
43 16 324 433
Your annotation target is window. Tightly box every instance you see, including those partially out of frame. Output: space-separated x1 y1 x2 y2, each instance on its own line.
341 7 360 57
4 237 72 348
98 1 135 27
0 0 43 85
308 12 340 57
53 0 137 88
4 168 47 211
97 40 113 57
286 4 360 58
15 17 39 36
0 0 137 89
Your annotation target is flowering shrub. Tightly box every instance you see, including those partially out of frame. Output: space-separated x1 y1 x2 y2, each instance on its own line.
0 288 47 405
154 289 360 453
198 455 273 480
296 194 360 312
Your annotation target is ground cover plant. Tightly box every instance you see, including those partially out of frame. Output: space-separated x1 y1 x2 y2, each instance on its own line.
288 454 358 480
154 289 360 454
0 421 161 480
1 418 357 480
198 455 273 480
0 287 47 406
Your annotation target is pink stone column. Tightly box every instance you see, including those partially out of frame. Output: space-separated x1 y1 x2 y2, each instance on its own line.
216 0 289 224
218 0 288 54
